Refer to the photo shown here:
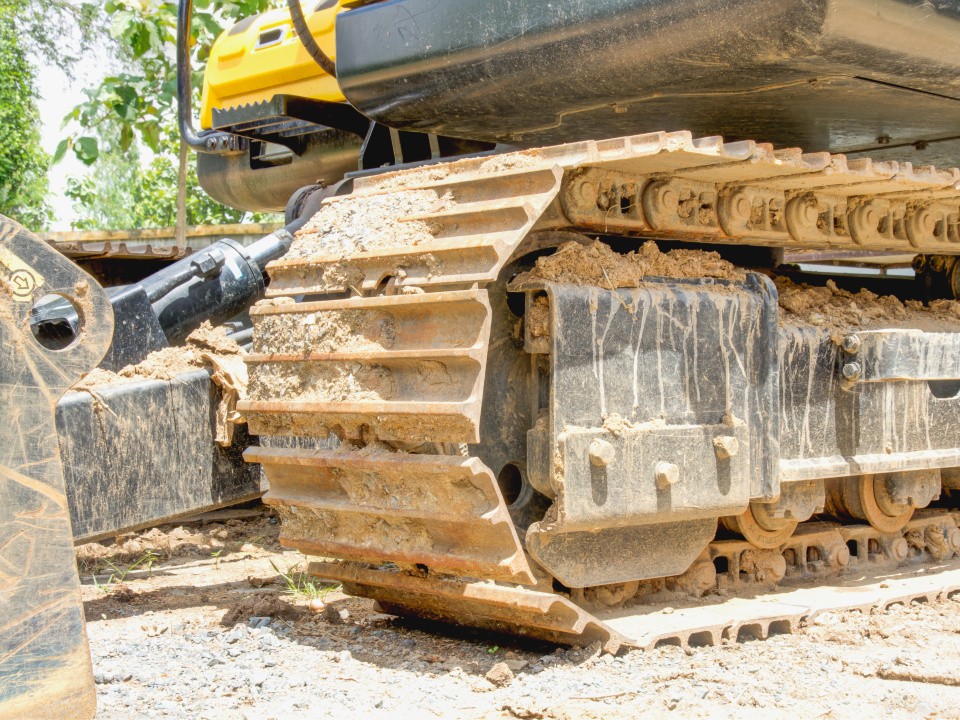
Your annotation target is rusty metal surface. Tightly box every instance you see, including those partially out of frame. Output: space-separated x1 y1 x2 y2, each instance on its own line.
240 289 492 444
308 510 960 652
244 130 960 650
0 216 113 719
44 223 282 261
263 131 960 262
248 447 535 585
309 560 624 653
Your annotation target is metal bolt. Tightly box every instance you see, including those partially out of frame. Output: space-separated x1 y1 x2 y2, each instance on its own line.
841 362 862 382
888 537 909 562
713 435 739 460
799 201 819 226
726 191 752 222
877 134 891 145
613 104 628 114
949 528 960 552
657 186 679 209
827 543 851 569
588 439 616 468
655 461 680 489
841 334 861 355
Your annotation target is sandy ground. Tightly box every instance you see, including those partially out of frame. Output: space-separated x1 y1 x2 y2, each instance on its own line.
78 508 960 720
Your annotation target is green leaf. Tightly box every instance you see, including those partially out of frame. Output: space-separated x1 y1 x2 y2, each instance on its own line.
141 122 160 152
119 125 134 152
74 136 100 165
52 138 70 165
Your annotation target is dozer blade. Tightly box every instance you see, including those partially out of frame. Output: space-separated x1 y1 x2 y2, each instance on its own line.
0 217 113 719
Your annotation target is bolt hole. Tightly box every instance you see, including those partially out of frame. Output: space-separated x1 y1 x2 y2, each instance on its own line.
619 195 632 215
928 380 960 399
497 463 524 506
30 293 83 351
846 540 859 558
713 556 729 575
806 547 821 563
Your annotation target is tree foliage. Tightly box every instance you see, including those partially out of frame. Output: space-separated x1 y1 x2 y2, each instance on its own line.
60 0 277 229
0 0 52 228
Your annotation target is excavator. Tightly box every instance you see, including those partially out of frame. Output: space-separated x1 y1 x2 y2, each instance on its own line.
3 0 960 715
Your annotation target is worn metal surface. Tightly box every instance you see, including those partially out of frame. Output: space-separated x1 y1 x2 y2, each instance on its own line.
57 370 262 544
43 223 283 261
249 447 535 585
240 289 493 443
308 510 960 652
779 326 960 481
517 276 779 587
0 216 112 719
246 130 960 647
336 0 960 161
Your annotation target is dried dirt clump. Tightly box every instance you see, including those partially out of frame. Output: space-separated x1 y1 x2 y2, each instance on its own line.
776 276 960 334
284 189 455 261
514 240 745 288
73 322 244 390
252 308 396 356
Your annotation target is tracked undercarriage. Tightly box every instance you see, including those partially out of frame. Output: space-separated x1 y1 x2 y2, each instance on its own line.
238 131 960 651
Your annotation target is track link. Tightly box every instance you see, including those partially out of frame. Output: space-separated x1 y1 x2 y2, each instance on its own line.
240 131 960 650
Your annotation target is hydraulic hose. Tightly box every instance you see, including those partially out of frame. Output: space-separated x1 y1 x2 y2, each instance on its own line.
287 0 337 77
177 0 241 153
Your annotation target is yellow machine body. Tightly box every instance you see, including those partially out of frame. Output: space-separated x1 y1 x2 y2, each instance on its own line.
200 2 347 130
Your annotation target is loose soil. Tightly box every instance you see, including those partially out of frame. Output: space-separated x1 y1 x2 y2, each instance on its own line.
514 240 746 288
776 276 960 334
284 189 454 261
80 508 960 720
75 322 244 389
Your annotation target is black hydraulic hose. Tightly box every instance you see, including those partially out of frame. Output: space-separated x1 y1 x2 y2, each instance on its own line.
177 0 238 153
288 0 337 77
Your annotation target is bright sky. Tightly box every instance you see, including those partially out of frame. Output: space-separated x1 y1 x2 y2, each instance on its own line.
36 63 87 230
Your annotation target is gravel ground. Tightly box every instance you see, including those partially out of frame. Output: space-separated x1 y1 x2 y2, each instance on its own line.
79 509 960 720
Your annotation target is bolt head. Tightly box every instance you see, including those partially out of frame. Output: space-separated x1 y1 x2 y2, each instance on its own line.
889 537 909 562
830 544 851 568
842 362 862 382
588 439 616 468
729 192 751 221
949 528 960 551
655 461 680 489
658 186 679 209
841 334 861 354
713 435 739 460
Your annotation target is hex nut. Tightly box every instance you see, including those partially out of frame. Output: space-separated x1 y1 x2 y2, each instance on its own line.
588 439 616 468
655 461 680 489
841 362 862 382
841 334 861 355
713 435 739 460
887 537 909 562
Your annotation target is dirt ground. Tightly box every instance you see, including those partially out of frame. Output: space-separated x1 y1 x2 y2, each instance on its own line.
75 507 960 720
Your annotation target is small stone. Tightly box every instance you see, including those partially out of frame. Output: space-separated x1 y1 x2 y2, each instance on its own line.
485 662 514 687
250 670 270 687
227 648 242 658
323 605 350 624
401 638 416 649
504 658 529 672
248 616 272 629
334 650 352 663
309 598 326 614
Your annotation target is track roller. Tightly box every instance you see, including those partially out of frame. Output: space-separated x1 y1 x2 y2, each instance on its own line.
825 472 940 534
722 481 824 549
